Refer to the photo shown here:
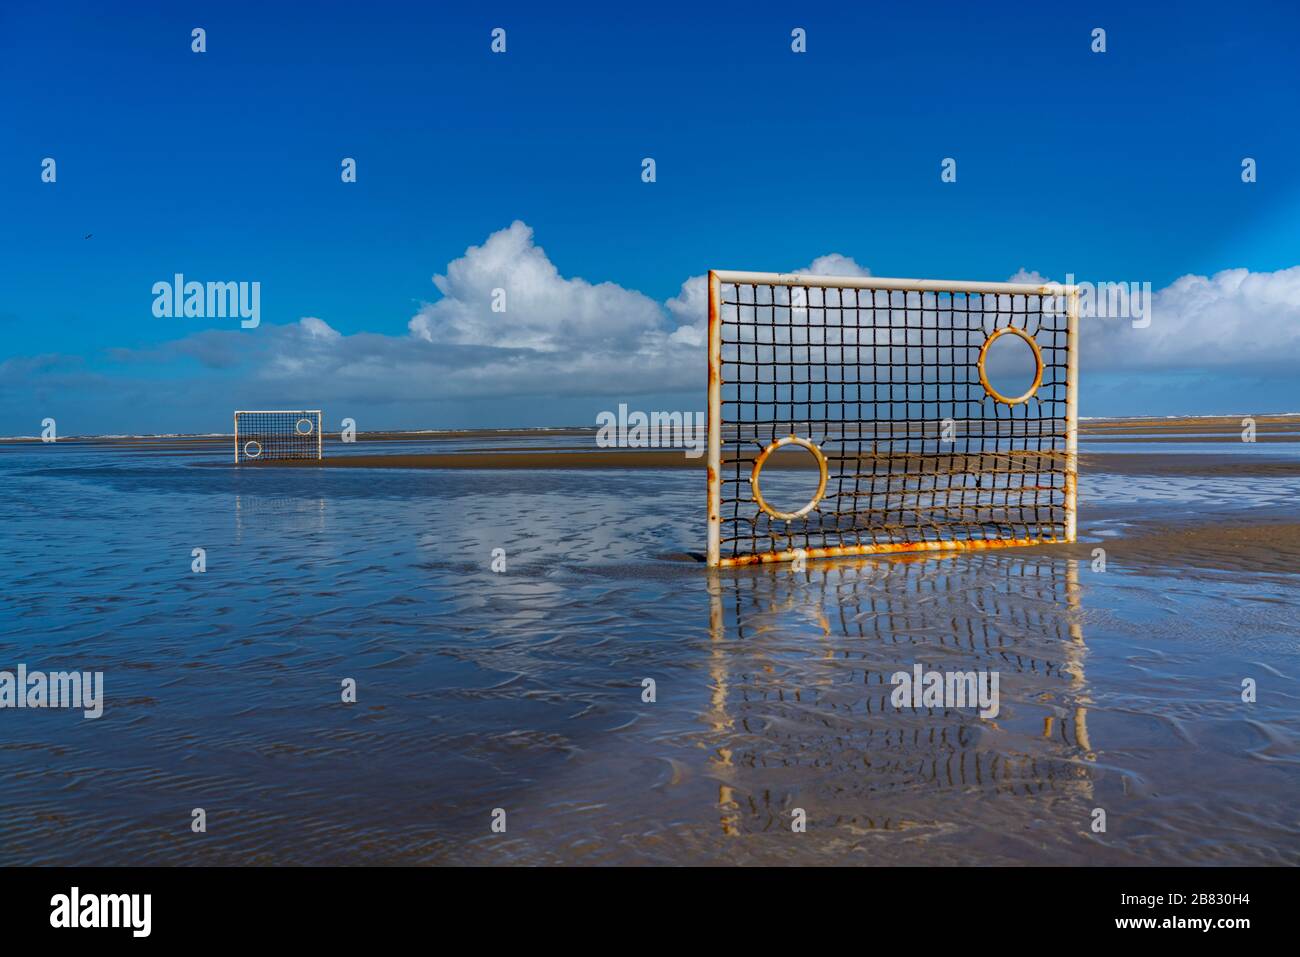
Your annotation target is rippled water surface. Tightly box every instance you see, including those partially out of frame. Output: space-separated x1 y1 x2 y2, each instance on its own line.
1 439 1297 865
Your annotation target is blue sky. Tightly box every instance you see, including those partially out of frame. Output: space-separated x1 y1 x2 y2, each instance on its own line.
2 0 1298 433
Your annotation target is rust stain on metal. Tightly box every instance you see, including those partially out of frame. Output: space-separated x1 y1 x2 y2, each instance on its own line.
705 270 724 568
716 535 1062 568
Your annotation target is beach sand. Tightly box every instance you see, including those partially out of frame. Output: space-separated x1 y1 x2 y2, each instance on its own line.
3 414 1297 865
14 414 1299 575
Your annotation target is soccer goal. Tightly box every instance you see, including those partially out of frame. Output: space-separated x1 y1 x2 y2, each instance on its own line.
234 410 323 463
706 271 1078 567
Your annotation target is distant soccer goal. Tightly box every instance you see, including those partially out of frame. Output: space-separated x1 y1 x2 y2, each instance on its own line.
234 410 323 463
706 271 1079 567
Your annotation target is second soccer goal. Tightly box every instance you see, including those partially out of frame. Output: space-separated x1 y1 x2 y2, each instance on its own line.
705 271 1079 567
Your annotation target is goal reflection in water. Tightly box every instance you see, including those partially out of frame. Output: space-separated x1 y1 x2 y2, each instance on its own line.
234 492 327 540
703 553 1092 844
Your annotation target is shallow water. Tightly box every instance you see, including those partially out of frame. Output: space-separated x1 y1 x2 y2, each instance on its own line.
0 440 1297 865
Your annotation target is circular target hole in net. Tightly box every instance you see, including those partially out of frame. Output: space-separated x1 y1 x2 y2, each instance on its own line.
295 417 315 435
978 327 1043 405
750 436 828 520
243 440 262 459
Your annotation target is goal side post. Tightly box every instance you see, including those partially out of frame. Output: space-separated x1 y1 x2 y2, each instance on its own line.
1065 288 1080 543
706 270 723 568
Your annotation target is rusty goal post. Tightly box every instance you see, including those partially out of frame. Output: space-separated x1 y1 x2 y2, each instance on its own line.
706 271 1079 567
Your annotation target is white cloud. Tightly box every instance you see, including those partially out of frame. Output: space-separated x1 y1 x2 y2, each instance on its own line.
298 316 340 340
1008 266 1300 370
407 220 667 353
1134 267 1300 368
663 252 871 351
665 273 708 334
802 253 870 278
13 223 1297 432
398 227 872 392
1007 268 1050 285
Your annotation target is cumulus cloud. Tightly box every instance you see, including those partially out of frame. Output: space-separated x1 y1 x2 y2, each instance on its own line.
6 221 1297 434
1008 265 1300 371
1007 268 1051 285
664 274 708 341
802 253 871 278
96 232 1300 389
398 226 871 395
299 316 341 340
1133 267 1300 369
663 252 870 350
407 221 666 353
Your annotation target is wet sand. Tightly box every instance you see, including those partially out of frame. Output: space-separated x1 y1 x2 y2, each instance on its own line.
210 417 1300 582
4 413 1299 448
25 415 1300 570
238 447 1300 478
3 420 1297 866
1051 522 1300 577
1079 413 1300 434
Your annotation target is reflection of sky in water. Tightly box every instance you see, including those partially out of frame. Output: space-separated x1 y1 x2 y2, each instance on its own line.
1081 437 1300 457
0 438 1296 865
1084 471 1300 509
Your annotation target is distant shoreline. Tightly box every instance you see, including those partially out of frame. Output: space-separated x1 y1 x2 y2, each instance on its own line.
216 450 1300 477
5 417 1297 577
2 413 1298 444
